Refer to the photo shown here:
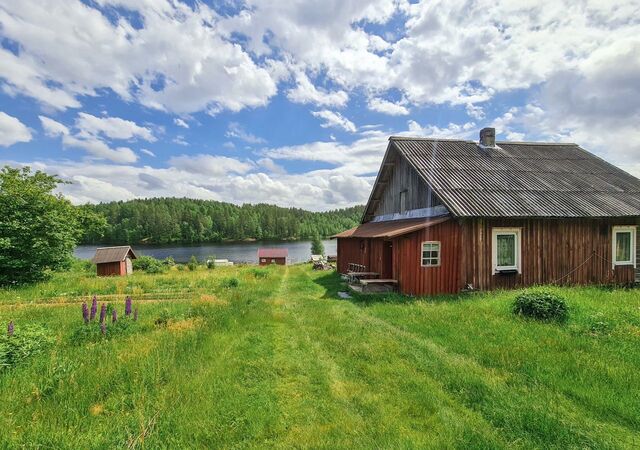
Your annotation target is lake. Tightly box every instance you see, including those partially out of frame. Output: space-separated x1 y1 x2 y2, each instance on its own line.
74 239 337 264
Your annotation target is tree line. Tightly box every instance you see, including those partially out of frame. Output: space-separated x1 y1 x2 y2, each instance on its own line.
81 198 363 245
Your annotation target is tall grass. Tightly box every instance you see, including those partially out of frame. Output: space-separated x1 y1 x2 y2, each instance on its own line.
0 264 638 448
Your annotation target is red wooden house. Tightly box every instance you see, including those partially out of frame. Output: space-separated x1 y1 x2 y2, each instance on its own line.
92 246 137 276
258 248 288 265
334 128 640 295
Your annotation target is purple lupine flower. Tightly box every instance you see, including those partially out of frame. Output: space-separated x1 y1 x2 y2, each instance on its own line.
125 296 132 317
82 302 89 324
112 308 117 323
133 308 138 322
99 303 107 324
7 321 14 337
90 296 98 321
100 322 106 336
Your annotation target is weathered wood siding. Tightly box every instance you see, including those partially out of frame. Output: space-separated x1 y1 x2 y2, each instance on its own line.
259 257 286 266
336 238 384 274
392 219 461 295
372 150 441 217
460 218 640 290
96 261 124 276
338 218 638 296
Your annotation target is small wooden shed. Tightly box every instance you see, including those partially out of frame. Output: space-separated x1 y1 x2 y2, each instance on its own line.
257 248 288 265
92 246 137 276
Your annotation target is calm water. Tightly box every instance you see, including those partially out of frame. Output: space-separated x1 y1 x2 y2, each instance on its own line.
74 239 337 264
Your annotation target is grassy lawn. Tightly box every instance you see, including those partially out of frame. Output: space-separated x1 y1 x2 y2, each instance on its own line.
0 264 639 448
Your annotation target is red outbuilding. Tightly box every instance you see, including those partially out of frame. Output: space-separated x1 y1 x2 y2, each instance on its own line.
92 246 137 276
257 248 288 265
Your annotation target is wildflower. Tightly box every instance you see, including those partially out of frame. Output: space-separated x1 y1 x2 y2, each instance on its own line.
112 308 117 323
125 296 132 317
90 296 98 321
82 302 89 324
99 303 107 324
7 321 13 337
134 308 138 321
100 322 106 336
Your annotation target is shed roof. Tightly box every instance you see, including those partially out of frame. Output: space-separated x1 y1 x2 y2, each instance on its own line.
385 137 640 218
91 246 137 264
332 216 449 239
257 248 288 258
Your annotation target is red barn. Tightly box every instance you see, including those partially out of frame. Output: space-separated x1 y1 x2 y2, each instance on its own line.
334 128 640 295
257 248 288 265
92 246 137 276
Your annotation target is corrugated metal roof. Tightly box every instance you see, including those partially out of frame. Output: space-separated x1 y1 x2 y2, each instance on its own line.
91 246 137 264
257 248 288 258
332 217 450 239
390 137 640 218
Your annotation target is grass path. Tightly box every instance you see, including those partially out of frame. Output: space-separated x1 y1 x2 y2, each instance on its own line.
268 266 640 449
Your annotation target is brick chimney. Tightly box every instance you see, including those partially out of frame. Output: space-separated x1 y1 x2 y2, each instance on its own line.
479 127 495 147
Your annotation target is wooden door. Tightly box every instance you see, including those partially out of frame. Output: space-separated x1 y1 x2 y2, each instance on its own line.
382 241 393 279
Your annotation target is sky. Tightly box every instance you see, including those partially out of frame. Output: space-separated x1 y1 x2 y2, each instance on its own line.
0 0 639 211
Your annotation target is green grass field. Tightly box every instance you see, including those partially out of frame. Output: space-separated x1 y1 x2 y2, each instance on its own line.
0 264 639 449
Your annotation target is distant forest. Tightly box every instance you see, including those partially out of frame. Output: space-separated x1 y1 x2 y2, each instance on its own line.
81 198 364 245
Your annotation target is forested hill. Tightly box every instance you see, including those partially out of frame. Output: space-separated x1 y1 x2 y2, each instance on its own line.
81 198 364 245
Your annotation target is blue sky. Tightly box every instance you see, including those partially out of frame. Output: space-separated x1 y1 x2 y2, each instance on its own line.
0 0 639 210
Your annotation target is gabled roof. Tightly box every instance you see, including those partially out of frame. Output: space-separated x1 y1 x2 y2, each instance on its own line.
377 137 640 218
91 246 137 264
332 216 450 239
257 248 288 258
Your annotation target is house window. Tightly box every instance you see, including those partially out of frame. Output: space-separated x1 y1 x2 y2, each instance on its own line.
492 228 521 273
261 259 266 263
421 241 440 267
271 259 276 263
612 226 636 267
399 190 407 213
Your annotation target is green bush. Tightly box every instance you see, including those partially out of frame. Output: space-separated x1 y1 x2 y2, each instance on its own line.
163 256 176 267
187 255 199 271
206 256 216 270
250 268 269 279
133 255 166 274
220 277 239 289
513 290 568 322
0 324 54 371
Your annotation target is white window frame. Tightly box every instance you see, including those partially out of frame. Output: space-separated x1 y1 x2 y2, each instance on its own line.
421 241 441 267
612 226 637 268
492 228 522 274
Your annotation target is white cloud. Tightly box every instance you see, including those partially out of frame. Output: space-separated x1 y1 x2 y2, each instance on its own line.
286 70 349 107
0 1 278 114
168 154 254 176
368 98 409 116
407 120 476 139
465 103 485 120
62 135 138 164
172 136 189 146
257 157 286 174
75 113 155 142
0 111 32 146
140 149 156 157
225 122 266 144
173 118 189 129
39 114 138 163
311 110 357 133
39 116 69 137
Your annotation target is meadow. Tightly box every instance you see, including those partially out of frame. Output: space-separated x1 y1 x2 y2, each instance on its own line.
0 264 639 449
